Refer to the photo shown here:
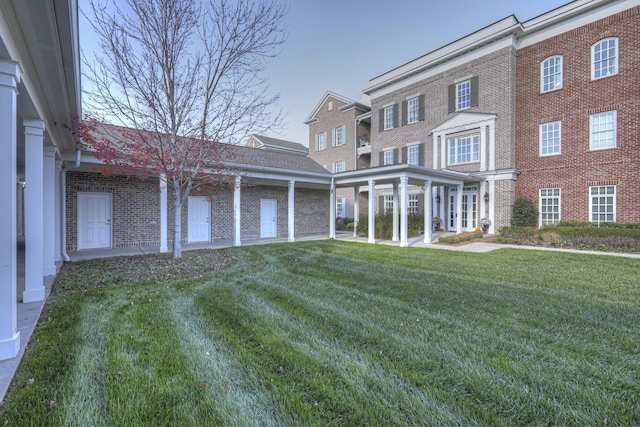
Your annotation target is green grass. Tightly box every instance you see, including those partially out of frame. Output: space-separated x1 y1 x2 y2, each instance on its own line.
1 241 639 426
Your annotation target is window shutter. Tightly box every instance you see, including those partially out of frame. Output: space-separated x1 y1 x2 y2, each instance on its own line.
378 109 384 132
418 94 425 121
447 84 455 114
470 76 479 107
393 148 400 164
401 147 408 164
341 125 346 145
418 143 425 166
401 100 408 126
314 133 319 151
379 196 384 214
378 151 384 167
393 104 399 129
331 128 335 147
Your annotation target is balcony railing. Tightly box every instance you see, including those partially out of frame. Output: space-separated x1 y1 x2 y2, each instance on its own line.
357 139 371 156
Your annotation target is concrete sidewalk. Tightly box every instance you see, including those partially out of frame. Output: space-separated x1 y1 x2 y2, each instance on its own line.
2 233 638 402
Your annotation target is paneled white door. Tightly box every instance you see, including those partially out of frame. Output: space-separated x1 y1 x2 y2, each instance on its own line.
188 196 211 242
77 192 112 250
260 199 277 238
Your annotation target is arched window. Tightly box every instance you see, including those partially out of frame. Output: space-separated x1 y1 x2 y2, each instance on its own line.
592 37 618 79
540 55 563 92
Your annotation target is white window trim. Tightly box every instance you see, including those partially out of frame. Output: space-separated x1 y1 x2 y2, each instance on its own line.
539 121 561 157
384 105 394 130
589 110 617 151
336 197 346 218
591 37 618 80
407 96 420 124
383 149 394 165
333 160 346 173
408 194 419 214
456 80 471 111
317 131 327 151
589 185 616 224
407 144 420 165
540 55 563 93
539 188 561 227
383 195 394 214
333 125 346 147
447 134 479 166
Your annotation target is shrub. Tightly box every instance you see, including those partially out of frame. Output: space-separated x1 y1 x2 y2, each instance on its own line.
355 214 424 240
438 231 483 245
539 225 640 251
511 197 538 227
496 226 537 244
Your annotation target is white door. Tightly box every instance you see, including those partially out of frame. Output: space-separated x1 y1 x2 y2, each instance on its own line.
448 188 478 232
77 192 112 250
188 196 211 242
260 199 277 238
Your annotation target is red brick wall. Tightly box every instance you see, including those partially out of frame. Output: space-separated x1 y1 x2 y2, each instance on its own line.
516 6 640 224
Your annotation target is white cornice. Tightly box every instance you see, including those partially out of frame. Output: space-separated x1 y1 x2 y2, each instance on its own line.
304 91 356 124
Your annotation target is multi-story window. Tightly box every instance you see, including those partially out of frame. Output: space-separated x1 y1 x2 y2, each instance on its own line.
592 37 618 80
448 135 479 165
408 194 419 214
383 195 394 214
383 149 394 165
590 185 616 223
315 132 327 151
541 55 563 92
456 80 471 110
590 111 616 150
384 105 395 130
540 121 561 156
407 97 420 124
336 197 346 218
407 145 419 165
333 160 345 173
539 188 561 226
333 125 345 147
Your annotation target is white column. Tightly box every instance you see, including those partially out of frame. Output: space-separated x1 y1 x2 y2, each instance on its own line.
329 178 336 239
424 180 432 244
439 186 445 224
42 145 57 275
234 176 241 246
368 180 375 244
399 177 408 247
0 60 21 360
288 180 295 242
159 174 168 252
489 179 496 234
353 186 359 237
54 159 62 262
433 133 439 169
456 184 463 234
480 124 487 172
489 122 496 171
23 119 46 303
392 182 399 241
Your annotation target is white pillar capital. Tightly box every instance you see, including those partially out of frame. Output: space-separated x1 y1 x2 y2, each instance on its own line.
0 60 21 91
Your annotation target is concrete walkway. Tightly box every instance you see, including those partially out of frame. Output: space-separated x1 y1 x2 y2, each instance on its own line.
2 233 639 402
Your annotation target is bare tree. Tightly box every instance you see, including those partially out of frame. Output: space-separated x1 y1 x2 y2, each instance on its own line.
82 0 287 258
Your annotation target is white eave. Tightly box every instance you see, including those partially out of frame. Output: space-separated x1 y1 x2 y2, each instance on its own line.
365 16 522 95
304 91 357 125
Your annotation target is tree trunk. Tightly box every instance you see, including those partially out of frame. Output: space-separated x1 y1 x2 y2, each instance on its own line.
173 190 182 259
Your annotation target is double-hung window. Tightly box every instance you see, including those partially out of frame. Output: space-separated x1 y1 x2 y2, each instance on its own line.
383 195 394 214
539 188 561 226
590 185 616 223
456 81 471 110
540 121 561 156
316 132 327 151
541 55 563 92
407 145 419 166
336 197 346 218
408 194 419 214
590 111 616 150
407 97 420 124
448 135 479 165
383 149 394 165
592 37 618 80
333 126 345 147
333 160 345 173
384 105 395 130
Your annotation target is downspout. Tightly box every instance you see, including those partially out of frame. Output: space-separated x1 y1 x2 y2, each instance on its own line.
61 149 81 262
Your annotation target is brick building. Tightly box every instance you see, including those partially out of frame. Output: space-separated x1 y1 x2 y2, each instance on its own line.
307 0 639 238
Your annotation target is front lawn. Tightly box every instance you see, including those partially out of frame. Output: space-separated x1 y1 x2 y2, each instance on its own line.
1 241 638 426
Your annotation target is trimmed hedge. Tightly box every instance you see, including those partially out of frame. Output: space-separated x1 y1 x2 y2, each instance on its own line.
356 214 424 240
497 223 640 252
438 231 483 245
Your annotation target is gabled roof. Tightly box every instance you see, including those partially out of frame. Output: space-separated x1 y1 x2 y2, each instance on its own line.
304 91 359 125
248 134 308 156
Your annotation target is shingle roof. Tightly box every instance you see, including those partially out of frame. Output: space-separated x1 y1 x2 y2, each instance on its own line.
251 134 308 155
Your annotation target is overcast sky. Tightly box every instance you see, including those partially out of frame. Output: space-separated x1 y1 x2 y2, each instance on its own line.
80 0 570 147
